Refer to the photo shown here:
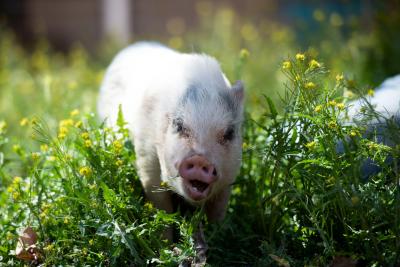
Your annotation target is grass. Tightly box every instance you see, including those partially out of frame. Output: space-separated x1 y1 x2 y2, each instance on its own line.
1 7 400 266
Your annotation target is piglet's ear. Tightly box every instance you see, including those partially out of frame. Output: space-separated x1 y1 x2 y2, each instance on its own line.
231 80 244 102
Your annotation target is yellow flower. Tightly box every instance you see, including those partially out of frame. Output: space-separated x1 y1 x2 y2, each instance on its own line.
31 152 40 161
20 118 29 126
40 144 49 152
336 74 344 82
74 120 83 128
282 61 291 70
305 82 316 89
239 49 250 61
44 244 54 252
113 140 123 152
70 109 80 117
367 89 374 96
305 141 317 149
350 130 358 137
328 121 337 129
144 202 154 210
84 140 92 148
336 103 345 110
295 75 301 81
59 119 74 127
58 126 69 139
328 100 337 107
89 239 94 246
81 132 90 140
160 181 168 187
13 176 22 184
314 105 323 112
309 59 321 69
116 159 123 166
295 53 305 61
12 191 20 200
79 166 92 177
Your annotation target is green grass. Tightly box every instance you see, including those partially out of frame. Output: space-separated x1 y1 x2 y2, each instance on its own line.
1 8 400 266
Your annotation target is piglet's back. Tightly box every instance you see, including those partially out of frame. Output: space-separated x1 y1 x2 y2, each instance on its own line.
97 42 187 126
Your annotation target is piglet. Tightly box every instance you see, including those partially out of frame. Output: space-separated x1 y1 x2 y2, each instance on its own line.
98 42 244 262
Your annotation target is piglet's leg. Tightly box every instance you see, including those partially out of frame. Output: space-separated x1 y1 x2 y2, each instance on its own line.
205 187 231 222
136 150 173 240
193 222 208 266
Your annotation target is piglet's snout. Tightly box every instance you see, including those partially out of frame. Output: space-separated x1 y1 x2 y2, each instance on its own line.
179 155 218 201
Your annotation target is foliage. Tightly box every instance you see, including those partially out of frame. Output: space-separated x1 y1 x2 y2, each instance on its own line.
1 6 400 266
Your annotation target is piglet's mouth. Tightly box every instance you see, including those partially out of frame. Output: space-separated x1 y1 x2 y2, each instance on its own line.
184 179 212 201
190 180 209 193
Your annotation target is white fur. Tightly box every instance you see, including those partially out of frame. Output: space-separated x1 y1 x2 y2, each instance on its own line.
347 75 400 120
98 42 244 221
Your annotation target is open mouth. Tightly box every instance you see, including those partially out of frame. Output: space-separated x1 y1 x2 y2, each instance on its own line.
190 179 209 193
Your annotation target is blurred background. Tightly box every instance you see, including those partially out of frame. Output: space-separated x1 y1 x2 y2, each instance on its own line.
0 0 399 146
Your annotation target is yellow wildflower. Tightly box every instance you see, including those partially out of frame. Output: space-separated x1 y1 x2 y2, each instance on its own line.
367 89 374 96
113 140 123 152
79 166 92 177
40 144 49 152
336 103 345 110
295 75 301 81
70 109 80 117
116 159 123 166
314 105 323 112
59 119 74 127
59 126 69 135
74 120 83 128
12 191 20 200
58 126 68 139
336 74 344 82
309 59 321 69
31 152 40 161
13 176 22 184
305 82 316 89
282 61 291 70
20 118 29 126
239 49 250 61
328 100 337 107
144 202 154 210
350 130 358 137
81 132 90 140
89 239 94 246
305 141 317 149
44 244 54 252
328 121 337 129
84 140 92 148
295 53 305 61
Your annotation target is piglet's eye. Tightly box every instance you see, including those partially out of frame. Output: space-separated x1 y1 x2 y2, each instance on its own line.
173 118 190 138
223 127 235 142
